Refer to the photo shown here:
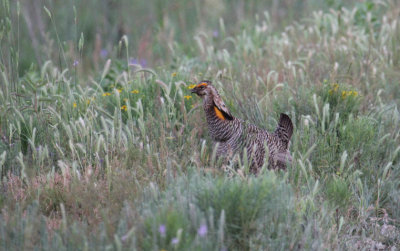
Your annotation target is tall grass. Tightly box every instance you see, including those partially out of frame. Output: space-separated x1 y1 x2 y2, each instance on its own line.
1 0 400 250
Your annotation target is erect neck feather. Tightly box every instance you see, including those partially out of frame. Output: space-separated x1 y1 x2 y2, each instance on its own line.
202 93 231 121
213 106 226 120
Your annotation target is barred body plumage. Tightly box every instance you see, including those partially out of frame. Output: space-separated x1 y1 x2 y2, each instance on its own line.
191 80 293 173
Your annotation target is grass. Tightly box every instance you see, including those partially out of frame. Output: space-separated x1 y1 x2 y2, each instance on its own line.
1 0 400 250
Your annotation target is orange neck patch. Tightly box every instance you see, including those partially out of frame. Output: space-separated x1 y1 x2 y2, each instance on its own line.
196 83 208 88
214 106 225 120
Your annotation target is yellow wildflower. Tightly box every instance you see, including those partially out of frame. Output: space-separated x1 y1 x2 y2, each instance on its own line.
171 72 177 77
117 89 122 93
102 92 111 96
131 89 139 94
342 91 347 99
333 83 339 92
73 102 77 108
88 97 95 104
188 84 196 89
184 95 192 100
121 105 127 111
352 91 358 97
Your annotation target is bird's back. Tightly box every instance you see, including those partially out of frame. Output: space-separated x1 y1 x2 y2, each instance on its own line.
238 117 293 172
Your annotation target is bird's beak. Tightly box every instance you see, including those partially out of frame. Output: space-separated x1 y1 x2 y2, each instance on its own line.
190 88 197 94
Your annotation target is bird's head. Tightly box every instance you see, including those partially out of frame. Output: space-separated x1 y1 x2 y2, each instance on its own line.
190 80 214 98
190 80 234 120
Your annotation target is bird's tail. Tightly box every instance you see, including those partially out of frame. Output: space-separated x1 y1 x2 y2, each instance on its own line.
274 113 293 149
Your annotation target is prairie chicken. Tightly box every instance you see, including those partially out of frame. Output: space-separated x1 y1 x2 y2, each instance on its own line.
191 80 293 173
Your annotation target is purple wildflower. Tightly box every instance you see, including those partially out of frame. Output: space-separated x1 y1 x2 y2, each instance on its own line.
213 30 219 38
171 237 179 245
140 59 147 67
73 60 79 66
129 58 147 67
197 224 208 237
158 224 166 237
100 49 108 58
129 58 138 65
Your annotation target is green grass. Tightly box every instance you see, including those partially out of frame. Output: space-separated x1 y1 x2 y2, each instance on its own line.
1 0 400 250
